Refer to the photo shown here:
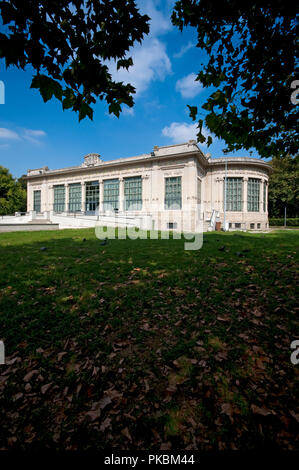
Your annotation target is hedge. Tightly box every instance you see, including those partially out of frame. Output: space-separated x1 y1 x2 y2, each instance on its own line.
269 218 299 226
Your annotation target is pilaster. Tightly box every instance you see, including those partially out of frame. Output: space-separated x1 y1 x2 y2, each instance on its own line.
65 183 69 212
119 177 124 212
81 182 86 213
99 179 103 212
243 177 248 213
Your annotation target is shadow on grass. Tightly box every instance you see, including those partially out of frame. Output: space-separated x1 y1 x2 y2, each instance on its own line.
0 228 298 450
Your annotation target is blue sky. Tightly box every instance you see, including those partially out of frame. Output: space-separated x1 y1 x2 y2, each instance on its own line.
0 0 259 178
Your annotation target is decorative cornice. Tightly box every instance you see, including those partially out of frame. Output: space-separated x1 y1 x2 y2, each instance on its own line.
209 157 272 173
25 149 204 181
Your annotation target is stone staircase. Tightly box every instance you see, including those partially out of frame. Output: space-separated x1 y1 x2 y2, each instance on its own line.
30 219 53 224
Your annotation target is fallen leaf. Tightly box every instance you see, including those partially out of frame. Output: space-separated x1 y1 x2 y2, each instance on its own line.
160 442 172 450
98 396 112 410
13 392 23 401
121 427 132 441
24 370 39 382
41 383 52 394
251 404 274 416
217 316 230 322
86 409 101 422
221 403 234 423
289 410 299 423
57 352 67 361
100 417 111 432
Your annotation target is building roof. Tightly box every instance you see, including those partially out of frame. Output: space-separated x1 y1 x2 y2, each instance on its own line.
25 141 271 179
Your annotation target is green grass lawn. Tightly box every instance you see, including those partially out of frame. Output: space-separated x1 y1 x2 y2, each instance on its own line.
0 228 298 450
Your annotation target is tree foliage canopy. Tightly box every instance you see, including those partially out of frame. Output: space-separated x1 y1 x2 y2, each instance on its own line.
172 0 298 158
268 155 298 218
0 0 150 120
0 1 298 158
0 166 27 215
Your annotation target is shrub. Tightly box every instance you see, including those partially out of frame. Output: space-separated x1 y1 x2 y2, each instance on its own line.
269 218 299 226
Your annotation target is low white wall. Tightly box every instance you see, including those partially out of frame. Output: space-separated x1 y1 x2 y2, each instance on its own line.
0 215 31 224
0 212 153 231
0 224 59 233
49 212 153 230
50 214 98 228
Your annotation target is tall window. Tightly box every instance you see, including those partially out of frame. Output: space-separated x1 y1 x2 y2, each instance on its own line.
69 183 82 212
263 182 267 212
85 181 99 212
224 177 243 211
103 179 119 211
53 185 65 212
165 176 182 209
124 176 142 211
248 178 260 212
33 190 41 212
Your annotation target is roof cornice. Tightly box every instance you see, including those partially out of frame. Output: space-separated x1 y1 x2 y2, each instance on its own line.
209 157 272 173
24 149 207 180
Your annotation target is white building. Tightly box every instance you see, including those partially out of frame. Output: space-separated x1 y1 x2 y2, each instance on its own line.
25 141 271 231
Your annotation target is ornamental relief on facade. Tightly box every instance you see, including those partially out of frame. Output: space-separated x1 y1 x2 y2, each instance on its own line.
158 159 185 168
163 171 183 177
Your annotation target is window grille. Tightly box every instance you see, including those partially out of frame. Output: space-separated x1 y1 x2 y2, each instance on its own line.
248 178 260 212
85 181 99 212
53 185 65 212
33 190 41 212
124 176 142 211
224 177 243 211
165 176 182 210
69 183 81 212
103 179 119 211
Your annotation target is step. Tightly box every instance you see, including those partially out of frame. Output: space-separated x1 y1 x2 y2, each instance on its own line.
30 219 52 224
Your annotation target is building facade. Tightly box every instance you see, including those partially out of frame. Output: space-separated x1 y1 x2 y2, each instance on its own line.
25 141 271 231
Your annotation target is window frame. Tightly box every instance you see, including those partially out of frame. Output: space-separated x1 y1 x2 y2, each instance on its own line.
224 177 243 212
124 176 142 211
103 178 119 211
247 178 260 212
53 185 65 213
33 190 41 212
68 183 82 212
85 181 99 213
164 176 182 210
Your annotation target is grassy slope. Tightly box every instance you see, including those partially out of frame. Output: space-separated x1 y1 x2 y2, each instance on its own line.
0 229 298 450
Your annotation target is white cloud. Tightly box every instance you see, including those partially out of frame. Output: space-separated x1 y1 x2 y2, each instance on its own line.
23 129 46 144
108 1 172 97
176 73 202 98
0 128 20 140
0 127 46 145
162 121 211 144
162 122 198 142
173 41 195 59
109 38 171 96
122 107 135 116
139 0 172 37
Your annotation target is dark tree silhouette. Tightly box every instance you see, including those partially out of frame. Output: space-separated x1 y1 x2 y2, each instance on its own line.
172 0 298 158
0 0 150 120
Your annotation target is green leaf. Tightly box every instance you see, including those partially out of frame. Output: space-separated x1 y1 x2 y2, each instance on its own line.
187 105 198 121
31 75 63 102
79 102 93 121
117 57 133 70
